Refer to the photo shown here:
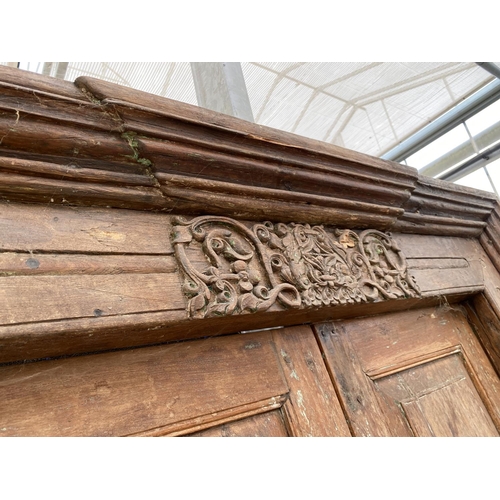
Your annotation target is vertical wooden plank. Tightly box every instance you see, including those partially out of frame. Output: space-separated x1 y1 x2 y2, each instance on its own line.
272 325 351 437
449 308 500 431
467 295 500 375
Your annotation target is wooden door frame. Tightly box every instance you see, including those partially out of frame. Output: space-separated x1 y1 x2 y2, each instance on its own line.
1 65 500 373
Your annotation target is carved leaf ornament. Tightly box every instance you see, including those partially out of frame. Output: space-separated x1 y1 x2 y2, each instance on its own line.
172 216 420 319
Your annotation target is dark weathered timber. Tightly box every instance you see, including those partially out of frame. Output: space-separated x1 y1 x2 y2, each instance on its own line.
2 67 499 237
392 176 497 237
272 325 351 437
403 176 496 219
0 331 289 437
189 409 289 437
156 172 402 227
466 295 500 377
480 203 500 275
316 307 500 436
0 65 88 101
0 327 350 437
0 202 174 254
0 157 156 186
0 252 177 276
0 296 479 365
0 201 489 363
0 172 167 209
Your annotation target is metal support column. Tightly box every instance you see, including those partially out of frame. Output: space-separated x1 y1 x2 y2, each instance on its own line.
190 62 254 122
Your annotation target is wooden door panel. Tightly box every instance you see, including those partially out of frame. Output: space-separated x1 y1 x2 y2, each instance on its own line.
0 326 349 437
0 331 287 436
317 306 500 437
190 409 288 437
375 354 498 436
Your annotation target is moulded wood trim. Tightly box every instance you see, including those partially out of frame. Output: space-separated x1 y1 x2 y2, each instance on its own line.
2 66 498 238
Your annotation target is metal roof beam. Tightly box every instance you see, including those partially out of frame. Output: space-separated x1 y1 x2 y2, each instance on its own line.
381 79 500 162
420 120 500 177
439 141 500 182
476 62 500 80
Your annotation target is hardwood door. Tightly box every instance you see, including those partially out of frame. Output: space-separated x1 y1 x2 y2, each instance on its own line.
0 325 350 437
316 306 500 437
2 304 500 437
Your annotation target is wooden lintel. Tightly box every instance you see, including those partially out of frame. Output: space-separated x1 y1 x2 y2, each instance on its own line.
1 66 500 363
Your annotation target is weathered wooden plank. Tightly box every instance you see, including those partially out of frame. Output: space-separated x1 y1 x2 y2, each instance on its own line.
466 294 500 375
393 233 483 259
317 306 500 436
0 157 156 186
315 321 405 436
272 325 351 437
0 331 288 436
189 409 288 437
343 308 461 379
0 113 133 163
0 172 166 210
157 171 402 227
0 273 184 325
75 77 419 180
449 306 500 430
160 184 398 228
396 234 486 292
144 137 412 207
391 213 486 237
0 310 188 364
0 252 177 276
0 66 88 101
375 354 499 437
0 202 173 254
408 259 483 296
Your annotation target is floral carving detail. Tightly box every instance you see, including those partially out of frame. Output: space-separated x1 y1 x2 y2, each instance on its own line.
172 216 420 319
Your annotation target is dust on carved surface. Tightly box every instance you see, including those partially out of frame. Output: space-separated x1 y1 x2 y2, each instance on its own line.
171 215 421 319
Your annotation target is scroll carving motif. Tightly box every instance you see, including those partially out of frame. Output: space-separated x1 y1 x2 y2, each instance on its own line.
172 216 421 319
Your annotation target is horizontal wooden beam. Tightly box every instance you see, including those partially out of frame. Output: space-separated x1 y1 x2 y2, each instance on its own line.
1 66 496 238
0 203 488 363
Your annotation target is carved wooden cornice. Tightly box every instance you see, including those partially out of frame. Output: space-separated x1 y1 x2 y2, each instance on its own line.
1 66 497 237
0 66 498 363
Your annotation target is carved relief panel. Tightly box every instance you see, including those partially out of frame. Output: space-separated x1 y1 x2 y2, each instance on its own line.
172 216 421 319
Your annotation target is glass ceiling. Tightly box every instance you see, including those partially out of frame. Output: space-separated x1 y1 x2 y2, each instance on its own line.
2 61 500 194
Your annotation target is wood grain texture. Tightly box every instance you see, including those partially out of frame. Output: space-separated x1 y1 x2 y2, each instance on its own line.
0 202 173 254
375 354 498 437
0 331 289 437
316 306 500 436
392 176 496 237
272 325 351 437
396 234 485 295
480 203 500 276
0 252 177 276
0 66 86 100
157 171 402 228
2 66 498 237
466 295 500 376
315 321 402 436
188 409 288 437
0 273 184 326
